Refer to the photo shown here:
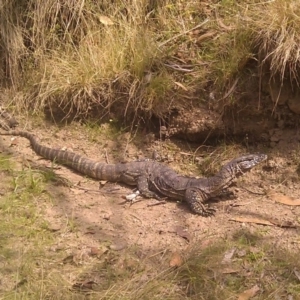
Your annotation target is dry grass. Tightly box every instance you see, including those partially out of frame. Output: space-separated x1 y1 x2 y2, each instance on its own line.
0 1 237 120
247 0 300 82
1 0 178 120
1 0 300 122
1 0 299 122
1 2 300 297
175 230 300 300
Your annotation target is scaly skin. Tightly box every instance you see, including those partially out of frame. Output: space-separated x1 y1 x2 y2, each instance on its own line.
0 107 18 130
0 130 267 216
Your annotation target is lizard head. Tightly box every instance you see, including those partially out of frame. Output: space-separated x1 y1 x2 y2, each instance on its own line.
229 153 267 176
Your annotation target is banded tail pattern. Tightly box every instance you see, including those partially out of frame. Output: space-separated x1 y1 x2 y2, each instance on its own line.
0 107 18 130
0 130 125 182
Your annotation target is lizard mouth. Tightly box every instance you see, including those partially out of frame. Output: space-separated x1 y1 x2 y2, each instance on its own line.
254 153 268 163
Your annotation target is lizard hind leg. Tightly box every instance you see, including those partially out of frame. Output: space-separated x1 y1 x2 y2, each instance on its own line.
185 188 216 217
137 176 161 199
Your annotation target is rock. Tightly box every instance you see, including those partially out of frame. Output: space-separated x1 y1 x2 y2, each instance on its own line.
260 133 269 141
270 135 280 142
109 239 127 251
287 90 300 115
269 129 283 143
277 119 285 129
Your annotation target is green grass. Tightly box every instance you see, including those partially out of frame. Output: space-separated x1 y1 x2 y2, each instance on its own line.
0 154 55 297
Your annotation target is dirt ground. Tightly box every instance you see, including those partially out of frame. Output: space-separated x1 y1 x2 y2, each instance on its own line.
1 115 300 259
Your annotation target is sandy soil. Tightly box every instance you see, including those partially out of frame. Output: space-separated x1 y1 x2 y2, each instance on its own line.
1 119 300 256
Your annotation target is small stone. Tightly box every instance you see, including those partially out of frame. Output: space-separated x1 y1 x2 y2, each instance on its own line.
288 90 300 115
270 135 280 142
277 120 285 129
167 154 174 162
260 133 269 141
89 246 109 257
102 213 111 220
109 240 127 251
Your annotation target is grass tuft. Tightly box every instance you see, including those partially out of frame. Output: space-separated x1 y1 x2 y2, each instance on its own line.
246 0 300 82
1 0 300 121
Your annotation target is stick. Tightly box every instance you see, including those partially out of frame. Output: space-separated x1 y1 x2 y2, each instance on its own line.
159 19 210 48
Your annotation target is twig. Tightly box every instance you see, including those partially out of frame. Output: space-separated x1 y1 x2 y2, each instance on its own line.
241 186 266 196
219 77 239 101
129 213 143 223
215 10 235 31
72 185 104 194
73 185 122 195
105 149 109 164
147 200 167 207
123 118 140 160
163 63 194 72
159 19 210 48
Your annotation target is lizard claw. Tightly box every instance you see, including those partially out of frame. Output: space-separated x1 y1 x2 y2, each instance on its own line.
190 201 216 216
201 207 217 217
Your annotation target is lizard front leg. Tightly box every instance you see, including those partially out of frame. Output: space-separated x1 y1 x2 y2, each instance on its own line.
185 188 216 216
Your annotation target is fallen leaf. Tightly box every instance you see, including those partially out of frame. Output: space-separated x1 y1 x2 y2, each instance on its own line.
267 190 300 206
175 226 191 242
63 248 91 265
63 254 75 264
196 31 216 43
174 81 188 91
72 280 97 291
90 247 100 256
98 15 113 25
47 223 61 232
215 10 235 31
238 285 260 300
110 239 127 251
236 249 247 257
221 267 240 274
294 268 300 281
221 247 236 264
89 246 108 257
169 251 183 267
